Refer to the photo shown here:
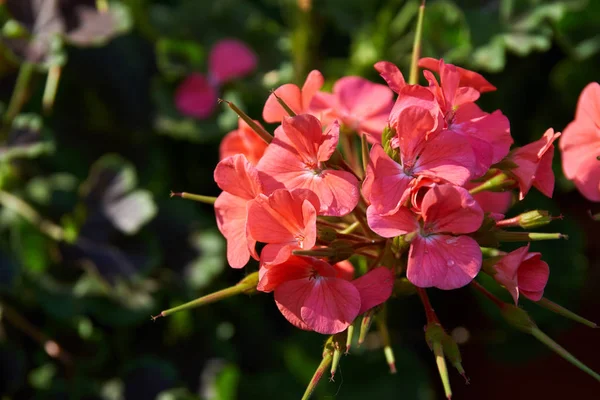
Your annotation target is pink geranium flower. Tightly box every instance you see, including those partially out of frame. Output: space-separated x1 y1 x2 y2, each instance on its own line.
418 57 497 93
246 188 319 266
490 244 550 304
214 154 263 268
257 256 394 334
257 114 360 216
263 70 324 123
421 59 512 178
310 76 394 142
175 39 257 119
559 82 600 201
219 119 268 165
367 185 483 289
363 106 474 215
508 128 561 200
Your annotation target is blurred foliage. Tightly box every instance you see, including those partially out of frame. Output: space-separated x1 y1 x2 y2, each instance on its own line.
0 0 598 399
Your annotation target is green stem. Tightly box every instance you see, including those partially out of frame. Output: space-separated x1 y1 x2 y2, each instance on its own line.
531 327 600 383
301 351 333 400
408 1 426 85
170 191 217 205
3 62 35 133
0 190 65 241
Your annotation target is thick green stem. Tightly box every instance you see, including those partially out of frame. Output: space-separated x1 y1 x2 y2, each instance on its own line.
408 1 426 85
301 350 333 400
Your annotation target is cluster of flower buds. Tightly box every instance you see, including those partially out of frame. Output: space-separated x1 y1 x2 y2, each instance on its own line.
156 6 599 398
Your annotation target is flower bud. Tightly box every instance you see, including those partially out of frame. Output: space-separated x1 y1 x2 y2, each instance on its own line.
381 125 400 162
424 323 452 399
317 226 337 243
500 304 536 333
496 210 557 229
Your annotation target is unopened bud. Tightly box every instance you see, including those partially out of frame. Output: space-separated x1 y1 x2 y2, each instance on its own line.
469 172 515 195
442 334 468 383
329 239 355 263
358 308 377 346
496 210 557 229
317 226 337 242
500 304 536 333
381 126 400 162
301 348 333 400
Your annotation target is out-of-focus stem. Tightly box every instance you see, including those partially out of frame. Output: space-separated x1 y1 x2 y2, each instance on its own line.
0 190 65 241
2 62 35 136
1 302 72 365
408 1 426 85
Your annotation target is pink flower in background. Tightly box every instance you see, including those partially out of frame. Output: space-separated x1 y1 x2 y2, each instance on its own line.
367 185 483 289
560 82 600 201
490 244 550 304
310 76 394 142
175 39 257 119
257 114 360 216
257 256 393 334
263 70 324 123
508 128 561 200
214 155 263 268
219 119 268 165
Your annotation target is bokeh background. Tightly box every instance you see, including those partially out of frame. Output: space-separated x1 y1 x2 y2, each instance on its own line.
0 0 599 399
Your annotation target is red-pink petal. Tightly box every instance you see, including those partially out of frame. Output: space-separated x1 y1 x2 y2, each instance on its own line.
407 234 482 289
209 39 257 84
518 253 549 302
374 61 406 93
301 70 325 111
263 84 303 123
300 277 361 334
214 154 263 199
413 130 475 186
352 267 394 314
367 205 418 237
334 260 355 281
363 144 412 214
421 185 483 234
214 192 256 268
174 73 218 119
419 57 496 93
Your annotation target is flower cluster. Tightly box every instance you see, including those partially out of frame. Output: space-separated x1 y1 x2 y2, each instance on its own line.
164 54 600 399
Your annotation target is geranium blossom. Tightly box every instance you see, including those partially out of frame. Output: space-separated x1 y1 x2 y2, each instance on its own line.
219 119 268 165
175 39 256 119
257 114 360 216
214 154 263 268
559 82 600 201
490 244 550 304
508 128 561 199
367 185 483 289
257 256 394 334
363 106 474 214
246 188 319 266
310 76 394 142
263 70 324 123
